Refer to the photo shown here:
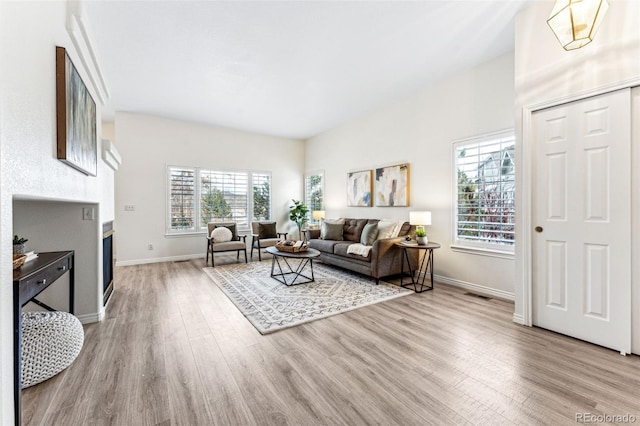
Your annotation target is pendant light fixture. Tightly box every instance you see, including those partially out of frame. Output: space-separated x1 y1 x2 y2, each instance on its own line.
547 0 609 50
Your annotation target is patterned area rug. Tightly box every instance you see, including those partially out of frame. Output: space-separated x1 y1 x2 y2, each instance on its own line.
203 261 413 334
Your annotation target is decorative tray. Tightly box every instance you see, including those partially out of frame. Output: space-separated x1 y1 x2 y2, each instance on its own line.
275 240 309 253
13 254 26 269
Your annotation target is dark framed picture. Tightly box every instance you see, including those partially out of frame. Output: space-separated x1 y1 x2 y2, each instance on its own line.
56 46 97 176
375 163 410 207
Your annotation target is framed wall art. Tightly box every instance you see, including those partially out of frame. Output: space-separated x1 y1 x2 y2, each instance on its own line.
347 169 372 207
375 163 410 207
56 46 97 176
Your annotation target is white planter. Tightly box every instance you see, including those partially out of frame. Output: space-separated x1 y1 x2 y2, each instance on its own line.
416 236 428 245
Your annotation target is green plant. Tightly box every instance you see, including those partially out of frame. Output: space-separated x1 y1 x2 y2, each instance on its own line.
289 199 309 238
13 235 28 245
415 228 427 238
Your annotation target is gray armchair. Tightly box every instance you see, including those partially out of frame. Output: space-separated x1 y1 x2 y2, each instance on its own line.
206 222 247 267
250 221 287 261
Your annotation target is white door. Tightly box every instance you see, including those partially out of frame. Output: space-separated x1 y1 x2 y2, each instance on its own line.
532 89 631 354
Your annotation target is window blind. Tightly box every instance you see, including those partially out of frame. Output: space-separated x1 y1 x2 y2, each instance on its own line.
252 173 271 221
455 132 515 247
168 167 196 231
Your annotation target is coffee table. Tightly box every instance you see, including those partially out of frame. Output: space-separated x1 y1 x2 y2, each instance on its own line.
266 246 321 286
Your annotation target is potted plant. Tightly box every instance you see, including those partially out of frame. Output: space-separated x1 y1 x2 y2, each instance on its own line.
289 199 309 240
415 228 428 245
13 235 28 254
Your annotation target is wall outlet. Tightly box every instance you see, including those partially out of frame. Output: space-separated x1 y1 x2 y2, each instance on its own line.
124 205 135 211
82 207 94 220
147 243 153 250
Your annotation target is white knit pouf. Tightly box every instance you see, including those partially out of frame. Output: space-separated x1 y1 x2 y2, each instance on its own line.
21 311 84 389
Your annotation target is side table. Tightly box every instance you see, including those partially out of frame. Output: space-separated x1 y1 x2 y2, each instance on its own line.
396 242 441 293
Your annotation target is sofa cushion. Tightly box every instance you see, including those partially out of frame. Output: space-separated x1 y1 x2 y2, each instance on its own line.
321 221 344 240
309 238 341 254
360 223 379 246
342 218 368 242
334 242 372 262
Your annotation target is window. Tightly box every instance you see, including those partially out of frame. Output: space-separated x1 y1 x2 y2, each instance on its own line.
167 166 271 234
168 167 196 232
305 171 324 222
453 130 515 252
252 173 271 221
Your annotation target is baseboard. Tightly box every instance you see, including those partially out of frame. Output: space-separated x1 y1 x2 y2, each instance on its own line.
76 309 104 325
116 253 203 267
434 274 515 301
512 313 526 325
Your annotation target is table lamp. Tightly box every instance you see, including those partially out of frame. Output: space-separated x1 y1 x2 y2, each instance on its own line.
409 211 431 244
312 210 325 228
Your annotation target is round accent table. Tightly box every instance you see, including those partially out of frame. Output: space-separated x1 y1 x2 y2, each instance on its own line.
266 246 321 286
395 241 441 293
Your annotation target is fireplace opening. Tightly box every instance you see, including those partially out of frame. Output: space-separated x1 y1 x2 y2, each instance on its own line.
102 221 114 306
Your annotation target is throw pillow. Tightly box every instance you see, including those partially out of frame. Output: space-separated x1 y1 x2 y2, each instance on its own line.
321 221 344 241
220 223 237 239
360 223 379 246
376 220 396 240
258 222 277 239
211 227 233 242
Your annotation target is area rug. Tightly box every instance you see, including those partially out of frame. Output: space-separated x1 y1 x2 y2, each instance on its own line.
203 261 413 334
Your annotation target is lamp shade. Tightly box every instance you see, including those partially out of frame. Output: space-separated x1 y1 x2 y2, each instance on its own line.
547 0 609 51
312 210 325 220
409 211 431 226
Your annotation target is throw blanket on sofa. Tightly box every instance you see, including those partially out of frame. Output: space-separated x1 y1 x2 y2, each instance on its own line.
347 243 373 257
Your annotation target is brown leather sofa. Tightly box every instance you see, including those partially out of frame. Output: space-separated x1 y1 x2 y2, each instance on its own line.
306 218 418 283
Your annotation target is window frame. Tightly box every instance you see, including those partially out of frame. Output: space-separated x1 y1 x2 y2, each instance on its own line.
166 165 272 235
451 130 515 257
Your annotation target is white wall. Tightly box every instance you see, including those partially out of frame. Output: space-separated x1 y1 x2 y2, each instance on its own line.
305 52 516 299
114 112 304 265
513 1 640 327
0 1 115 423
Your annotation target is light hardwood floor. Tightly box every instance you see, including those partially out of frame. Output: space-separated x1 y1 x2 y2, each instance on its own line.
22 254 640 425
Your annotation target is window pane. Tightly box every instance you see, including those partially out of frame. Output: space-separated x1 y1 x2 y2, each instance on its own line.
455 132 515 248
305 173 324 213
169 167 195 231
200 170 248 229
252 173 271 220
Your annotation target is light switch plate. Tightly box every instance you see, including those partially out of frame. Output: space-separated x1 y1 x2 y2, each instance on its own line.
82 207 94 220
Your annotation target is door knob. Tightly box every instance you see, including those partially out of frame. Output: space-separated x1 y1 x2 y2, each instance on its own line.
535 226 543 233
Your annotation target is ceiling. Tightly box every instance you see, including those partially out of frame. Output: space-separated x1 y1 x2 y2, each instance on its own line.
84 0 539 140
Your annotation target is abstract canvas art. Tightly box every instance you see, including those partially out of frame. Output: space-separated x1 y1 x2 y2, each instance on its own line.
56 46 97 176
375 163 410 207
347 169 372 206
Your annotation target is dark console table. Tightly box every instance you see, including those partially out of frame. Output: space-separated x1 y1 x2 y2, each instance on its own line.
12 251 74 426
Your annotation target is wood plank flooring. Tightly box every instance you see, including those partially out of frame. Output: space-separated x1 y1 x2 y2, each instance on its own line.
21 254 640 425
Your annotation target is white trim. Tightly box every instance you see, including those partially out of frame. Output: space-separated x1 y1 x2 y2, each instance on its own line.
450 244 514 260
101 139 121 171
116 253 204 267
76 309 104 325
66 10 110 104
435 274 515 301
512 313 526 325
